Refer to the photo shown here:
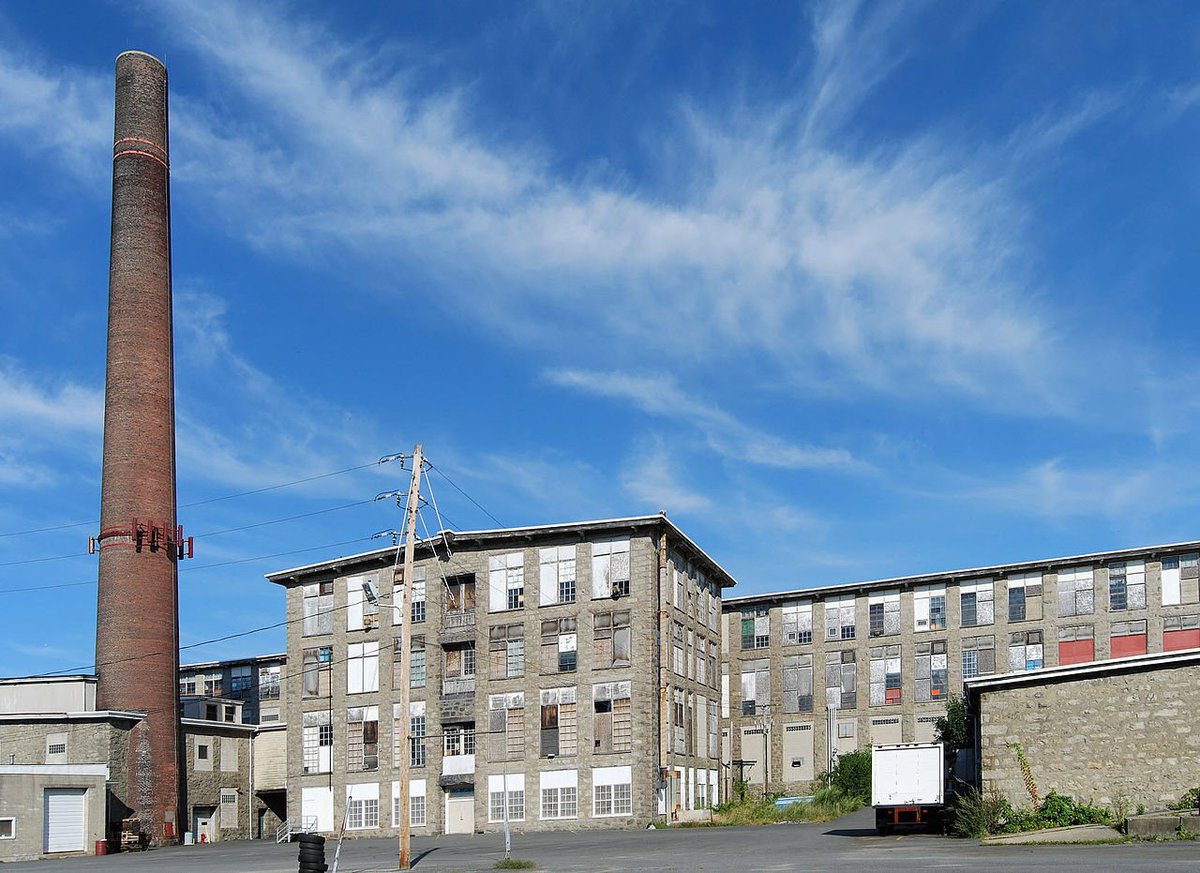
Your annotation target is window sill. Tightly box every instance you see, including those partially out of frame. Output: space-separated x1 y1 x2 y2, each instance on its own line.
538 600 578 608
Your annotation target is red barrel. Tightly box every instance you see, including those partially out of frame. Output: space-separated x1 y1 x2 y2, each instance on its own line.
95 840 109 855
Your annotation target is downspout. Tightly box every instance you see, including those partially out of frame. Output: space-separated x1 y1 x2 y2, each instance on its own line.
657 522 670 822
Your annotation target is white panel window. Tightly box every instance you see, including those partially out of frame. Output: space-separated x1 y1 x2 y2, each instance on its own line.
1056 567 1094 617
782 601 813 645
488 773 525 822
220 737 238 772
960 580 995 627
392 779 426 827
347 576 365 631
539 546 577 606
592 538 631 599
1160 554 1198 606
593 765 633 817
539 769 579 820
346 783 380 830
867 590 901 637
348 642 379 694
824 595 856 641
489 552 525 612
394 567 427 624
913 584 947 632
301 786 334 833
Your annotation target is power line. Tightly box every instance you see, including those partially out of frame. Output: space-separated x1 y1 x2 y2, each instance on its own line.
0 454 401 540
0 498 378 570
0 535 379 596
425 461 504 529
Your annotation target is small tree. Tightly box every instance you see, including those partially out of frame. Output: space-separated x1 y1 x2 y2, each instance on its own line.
934 695 968 758
828 749 872 802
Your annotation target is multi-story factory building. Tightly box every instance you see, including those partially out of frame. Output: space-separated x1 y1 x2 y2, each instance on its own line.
266 515 734 836
720 540 1200 799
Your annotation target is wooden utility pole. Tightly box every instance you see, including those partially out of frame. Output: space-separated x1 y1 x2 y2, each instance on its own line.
397 444 423 871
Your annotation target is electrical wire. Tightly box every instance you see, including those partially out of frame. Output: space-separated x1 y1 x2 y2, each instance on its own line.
0 455 400 540
425 461 504 529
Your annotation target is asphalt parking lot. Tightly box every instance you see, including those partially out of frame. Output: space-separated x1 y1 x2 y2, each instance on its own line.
6 809 1199 872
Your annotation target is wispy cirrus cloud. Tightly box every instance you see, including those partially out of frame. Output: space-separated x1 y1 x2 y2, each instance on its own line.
546 368 860 472
130 0 1074 406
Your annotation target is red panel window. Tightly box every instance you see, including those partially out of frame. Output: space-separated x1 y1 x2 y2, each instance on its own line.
885 688 901 705
1110 634 1147 658
1057 639 1094 666
1164 629 1200 652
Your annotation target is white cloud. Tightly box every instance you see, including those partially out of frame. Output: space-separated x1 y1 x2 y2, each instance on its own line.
0 362 103 434
546 368 859 472
0 47 109 183
128 0 1066 406
620 437 713 515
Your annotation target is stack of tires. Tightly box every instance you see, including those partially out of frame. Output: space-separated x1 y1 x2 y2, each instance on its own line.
297 833 327 873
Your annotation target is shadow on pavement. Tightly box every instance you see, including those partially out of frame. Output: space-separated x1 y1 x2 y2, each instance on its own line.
412 847 439 867
823 826 880 837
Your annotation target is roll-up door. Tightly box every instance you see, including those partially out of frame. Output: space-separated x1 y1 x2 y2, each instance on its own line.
44 788 86 853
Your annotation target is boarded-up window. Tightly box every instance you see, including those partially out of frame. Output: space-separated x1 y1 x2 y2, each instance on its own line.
540 618 577 674
445 574 476 611
539 687 577 757
1164 613 1200 651
1009 630 1043 671
961 634 995 685
914 640 948 702
960 580 994 627
1108 562 1146 611
347 706 379 771
1056 567 1095 617
539 546 577 605
782 654 813 713
220 737 238 772
302 646 332 698
869 645 902 706
1161 554 1200 606
592 538 631 599
741 607 770 649
302 581 334 636
347 642 379 694
824 595 856 641
1007 572 1043 622
825 650 856 709
489 624 525 678
914 584 946 632
593 610 632 668
782 601 813 645
445 642 476 679
1057 624 1094 665
1111 619 1148 657
394 701 426 768
488 552 525 612
593 681 632 753
302 712 332 774
740 659 770 716
488 693 525 761
868 590 901 637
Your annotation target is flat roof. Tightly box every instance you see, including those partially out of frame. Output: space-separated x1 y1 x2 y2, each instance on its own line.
265 514 737 589
181 717 257 734
179 653 286 671
965 648 1200 697
0 763 110 778
0 710 144 723
725 538 1200 607
0 675 96 685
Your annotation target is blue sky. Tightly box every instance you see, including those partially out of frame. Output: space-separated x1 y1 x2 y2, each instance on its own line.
1 1 1198 675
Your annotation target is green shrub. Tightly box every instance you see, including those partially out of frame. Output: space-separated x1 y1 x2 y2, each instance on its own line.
1169 787 1200 811
827 749 872 802
495 860 536 870
951 787 1011 838
935 695 969 759
712 787 863 826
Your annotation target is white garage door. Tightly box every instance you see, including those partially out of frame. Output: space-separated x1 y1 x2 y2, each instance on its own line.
44 788 87 853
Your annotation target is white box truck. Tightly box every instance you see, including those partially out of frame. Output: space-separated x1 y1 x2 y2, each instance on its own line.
871 743 945 834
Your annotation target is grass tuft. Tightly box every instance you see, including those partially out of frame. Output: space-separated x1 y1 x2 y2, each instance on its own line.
711 786 864 827
495 859 537 869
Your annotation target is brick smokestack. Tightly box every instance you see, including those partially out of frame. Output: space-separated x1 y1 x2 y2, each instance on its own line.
94 50 182 843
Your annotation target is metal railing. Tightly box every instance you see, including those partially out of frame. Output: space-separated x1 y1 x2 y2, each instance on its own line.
275 816 318 843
